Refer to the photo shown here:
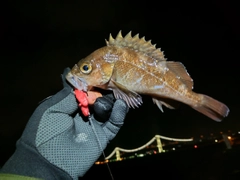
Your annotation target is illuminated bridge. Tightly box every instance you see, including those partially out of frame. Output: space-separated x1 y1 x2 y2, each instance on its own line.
104 135 193 161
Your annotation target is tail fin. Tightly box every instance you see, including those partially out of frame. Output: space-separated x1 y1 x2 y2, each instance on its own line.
191 94 230 122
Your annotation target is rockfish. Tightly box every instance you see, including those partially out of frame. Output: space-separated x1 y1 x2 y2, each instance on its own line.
66 31 229 122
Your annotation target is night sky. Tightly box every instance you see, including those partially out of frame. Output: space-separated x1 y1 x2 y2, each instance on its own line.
1 1 239 159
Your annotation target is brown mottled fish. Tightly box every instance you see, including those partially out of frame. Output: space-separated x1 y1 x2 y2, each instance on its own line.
66 31 229 122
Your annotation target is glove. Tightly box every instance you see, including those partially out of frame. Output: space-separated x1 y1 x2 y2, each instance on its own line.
0 68 129 180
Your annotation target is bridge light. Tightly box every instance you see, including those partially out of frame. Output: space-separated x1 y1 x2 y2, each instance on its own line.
105 134 193 161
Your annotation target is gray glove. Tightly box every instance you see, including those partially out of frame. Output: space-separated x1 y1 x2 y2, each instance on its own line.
0 68 129 180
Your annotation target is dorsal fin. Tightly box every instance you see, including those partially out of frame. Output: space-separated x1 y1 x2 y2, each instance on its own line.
166 61 194 89
105 30 166 61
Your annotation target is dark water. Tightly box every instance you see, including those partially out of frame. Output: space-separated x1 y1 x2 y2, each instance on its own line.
83 143 240 180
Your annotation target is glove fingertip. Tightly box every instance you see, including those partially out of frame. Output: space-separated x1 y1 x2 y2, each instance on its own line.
61 67 72 88
108 99 129 125
114 99 129 114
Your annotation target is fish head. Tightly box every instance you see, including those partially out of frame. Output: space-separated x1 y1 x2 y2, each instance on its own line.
66 47 116 91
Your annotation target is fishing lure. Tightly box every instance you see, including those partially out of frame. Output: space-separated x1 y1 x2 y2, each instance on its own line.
74 89 89 116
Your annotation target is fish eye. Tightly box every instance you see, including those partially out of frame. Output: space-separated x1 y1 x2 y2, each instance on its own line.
80 63 92 74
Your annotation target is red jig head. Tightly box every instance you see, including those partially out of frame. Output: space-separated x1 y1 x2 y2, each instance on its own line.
74 89 90 116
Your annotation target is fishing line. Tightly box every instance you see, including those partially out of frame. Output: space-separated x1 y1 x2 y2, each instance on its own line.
88 115 114 180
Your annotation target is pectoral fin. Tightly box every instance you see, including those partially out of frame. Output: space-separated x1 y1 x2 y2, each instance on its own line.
111 80 143 108
152 97 180 112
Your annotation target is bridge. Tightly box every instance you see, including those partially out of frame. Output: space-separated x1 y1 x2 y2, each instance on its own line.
105 135 193 161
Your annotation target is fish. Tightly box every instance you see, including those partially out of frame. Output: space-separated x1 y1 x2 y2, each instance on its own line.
66 31 230 122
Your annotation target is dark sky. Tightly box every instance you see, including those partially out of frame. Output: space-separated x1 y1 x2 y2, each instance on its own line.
1 1 239 158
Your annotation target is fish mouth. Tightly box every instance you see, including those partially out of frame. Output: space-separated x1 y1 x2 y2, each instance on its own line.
66 72 88 92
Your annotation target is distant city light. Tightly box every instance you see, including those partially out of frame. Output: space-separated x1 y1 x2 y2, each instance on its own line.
94 131 240 164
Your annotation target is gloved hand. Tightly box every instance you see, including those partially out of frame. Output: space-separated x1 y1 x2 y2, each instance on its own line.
0 68 129 180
